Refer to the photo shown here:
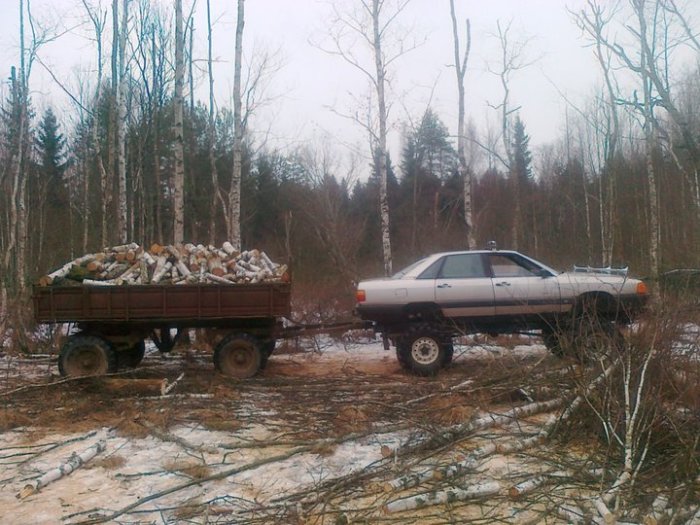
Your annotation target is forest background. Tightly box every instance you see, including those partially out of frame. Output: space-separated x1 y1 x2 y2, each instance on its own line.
2 0 700 334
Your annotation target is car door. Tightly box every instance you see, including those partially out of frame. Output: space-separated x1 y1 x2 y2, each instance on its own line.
487 253 561 319
432 253 496 320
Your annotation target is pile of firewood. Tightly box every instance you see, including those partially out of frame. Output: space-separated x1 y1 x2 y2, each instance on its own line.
38 242 288 286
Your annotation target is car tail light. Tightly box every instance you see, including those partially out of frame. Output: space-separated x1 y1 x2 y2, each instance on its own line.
356 289 366 302
636 281 648 295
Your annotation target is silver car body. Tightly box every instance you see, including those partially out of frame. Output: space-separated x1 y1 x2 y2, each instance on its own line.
356 250 646 325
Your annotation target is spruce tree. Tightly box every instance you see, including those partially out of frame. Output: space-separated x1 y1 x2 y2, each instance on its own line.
37 107 68 207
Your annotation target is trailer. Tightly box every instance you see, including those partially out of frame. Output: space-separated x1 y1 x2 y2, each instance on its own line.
33 282 292 378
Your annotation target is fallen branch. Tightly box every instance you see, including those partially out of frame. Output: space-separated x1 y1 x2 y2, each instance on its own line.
161 372 185 396
384 480 501 513
17 439 106 499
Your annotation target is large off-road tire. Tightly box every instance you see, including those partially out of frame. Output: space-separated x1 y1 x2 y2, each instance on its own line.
59 334 118 377
397 326 448 376
442 342 455 367
544 320 623 361
395 345 411 370
118 340 146 368
571 319 623 361
213 333 262 378
542 328 565 357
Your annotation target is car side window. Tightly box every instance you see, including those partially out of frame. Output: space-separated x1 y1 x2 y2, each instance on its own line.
437 254 488 279
417 258 443 279
489 254 538 278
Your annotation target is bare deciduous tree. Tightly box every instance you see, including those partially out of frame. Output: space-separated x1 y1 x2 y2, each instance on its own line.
172 0 185 243
449 0 474 249
320 0 419 276
227 0 245 250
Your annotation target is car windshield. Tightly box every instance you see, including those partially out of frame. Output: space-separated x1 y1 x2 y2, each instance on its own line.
391 257 431 279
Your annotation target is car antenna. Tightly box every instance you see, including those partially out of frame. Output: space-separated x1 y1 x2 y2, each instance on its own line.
486 240 498 251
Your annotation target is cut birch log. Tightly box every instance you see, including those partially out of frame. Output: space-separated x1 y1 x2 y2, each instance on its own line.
17 439 106 499
384 480 501 513
100 378 168 396
39 242 287 287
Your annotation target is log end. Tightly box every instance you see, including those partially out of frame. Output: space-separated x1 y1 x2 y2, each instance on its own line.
17 484 36 500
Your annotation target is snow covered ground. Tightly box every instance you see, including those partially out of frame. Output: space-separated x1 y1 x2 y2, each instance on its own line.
0 331 697 524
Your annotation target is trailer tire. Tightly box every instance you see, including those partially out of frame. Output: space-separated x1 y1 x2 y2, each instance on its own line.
59 335 117 377
398 327 447 376
214 333 262 378
118 341 146 368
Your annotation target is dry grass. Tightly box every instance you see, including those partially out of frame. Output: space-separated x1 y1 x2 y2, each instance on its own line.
0 409 35 431
89 454 127 470
163 460 211 480
425 395 475 426
173 498 205 520
334 406 371 433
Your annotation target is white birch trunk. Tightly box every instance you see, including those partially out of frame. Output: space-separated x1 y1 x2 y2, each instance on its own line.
372 0 392 276
173 0 186 244
116 0 128 243
385 481 501 513
228 0 245 251
18 440 106 499
449 2 475 249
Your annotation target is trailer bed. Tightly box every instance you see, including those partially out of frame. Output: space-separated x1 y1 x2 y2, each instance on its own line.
33 283 292 323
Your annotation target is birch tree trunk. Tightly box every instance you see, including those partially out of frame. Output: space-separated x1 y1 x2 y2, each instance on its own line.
105 0 118 247
173 0 186 243
4 3 28 293
116 0 129 243
206 0 221 245
228 0 245 251
151 25 163 242
449 0 475 249
638 1 660 279
371 0 392 276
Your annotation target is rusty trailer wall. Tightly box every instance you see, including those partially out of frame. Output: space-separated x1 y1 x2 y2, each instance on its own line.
33 283 292 324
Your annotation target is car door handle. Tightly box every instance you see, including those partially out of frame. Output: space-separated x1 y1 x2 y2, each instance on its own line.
495 281 511 287
437 283 451 289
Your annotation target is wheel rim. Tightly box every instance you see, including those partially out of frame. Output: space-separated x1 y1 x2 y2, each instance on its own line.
220 344 257 378
411 337 440 365
65 346 108 376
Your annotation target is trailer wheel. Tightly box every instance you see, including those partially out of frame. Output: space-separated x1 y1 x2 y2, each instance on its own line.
214 333 262 378
59 335 117 377
118 341 146 368
398 329 446 376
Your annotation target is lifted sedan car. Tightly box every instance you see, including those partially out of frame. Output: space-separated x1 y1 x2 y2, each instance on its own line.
356 249 648 375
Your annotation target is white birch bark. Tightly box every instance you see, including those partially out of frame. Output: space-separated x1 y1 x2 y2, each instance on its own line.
116 0 128 243
206 0 221 245
449 1 475 249
173 0 186 244
228 0 245 251
18 440 106 499
385 481 501 513
371 0 392 276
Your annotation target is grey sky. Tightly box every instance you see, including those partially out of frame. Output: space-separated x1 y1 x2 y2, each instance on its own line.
1 0 694 174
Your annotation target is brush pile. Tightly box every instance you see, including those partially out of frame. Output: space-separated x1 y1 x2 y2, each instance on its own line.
37 242 288 286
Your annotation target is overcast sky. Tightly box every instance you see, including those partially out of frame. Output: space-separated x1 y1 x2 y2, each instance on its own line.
1 0 695 174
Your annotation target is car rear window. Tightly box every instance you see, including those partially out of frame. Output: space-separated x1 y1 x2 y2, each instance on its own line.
437 254 488 279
